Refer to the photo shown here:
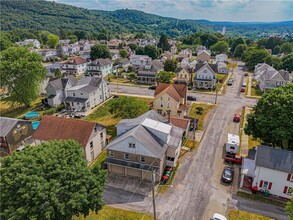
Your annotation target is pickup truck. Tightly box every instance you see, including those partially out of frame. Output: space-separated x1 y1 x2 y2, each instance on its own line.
224 153 242 164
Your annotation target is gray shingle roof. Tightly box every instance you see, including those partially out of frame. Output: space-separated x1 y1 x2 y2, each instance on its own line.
255 146 293 173
0 117 30 137
195 63 218 73
89 58 113 67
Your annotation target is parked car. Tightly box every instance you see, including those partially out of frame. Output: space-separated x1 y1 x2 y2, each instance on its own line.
187 95 197 101
211 213 227 220
221 166 234 184
241 88 245 92
227 79 233 86
242 82 247 87
233 114 241 122
148 85 156 90
224 154 242 165
244 72 248 76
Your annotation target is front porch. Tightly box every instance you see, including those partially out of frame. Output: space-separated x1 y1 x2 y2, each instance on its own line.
193 79 216 89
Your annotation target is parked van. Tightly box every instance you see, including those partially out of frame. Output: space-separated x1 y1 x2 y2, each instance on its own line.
226 133 240 154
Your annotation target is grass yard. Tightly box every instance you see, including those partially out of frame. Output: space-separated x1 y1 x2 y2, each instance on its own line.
73 206 152 220
84 96 151 139
227 62 237 68
248 136 262 149
90 150 107 167
229 210 274 220
189 103 216 130
251 86 263 97
0 97 47 118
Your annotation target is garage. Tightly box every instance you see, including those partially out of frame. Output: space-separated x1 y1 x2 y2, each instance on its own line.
127 167 142 178
109 164 125 175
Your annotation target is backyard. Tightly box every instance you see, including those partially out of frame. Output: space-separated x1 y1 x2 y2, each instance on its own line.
73 206 152 220
189 103 216 130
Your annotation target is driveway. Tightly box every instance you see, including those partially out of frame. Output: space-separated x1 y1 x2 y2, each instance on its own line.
104 62 259 220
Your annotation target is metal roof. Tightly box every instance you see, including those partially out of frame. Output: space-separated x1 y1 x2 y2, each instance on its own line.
0 117 30 137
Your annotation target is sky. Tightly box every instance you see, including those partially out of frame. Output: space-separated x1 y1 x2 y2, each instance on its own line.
48 0 293 22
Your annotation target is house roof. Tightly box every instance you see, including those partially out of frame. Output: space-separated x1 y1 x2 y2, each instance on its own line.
67 77 103 93
64 56 87 65
198 50 211 56
255 146 293 173
176 67 192 74
48 76 78 91
169 117 190 130
279 70 290 81
0 117 31 137
154 83 187 101
89 58 113 67
195 63 218 73
32 116 102 147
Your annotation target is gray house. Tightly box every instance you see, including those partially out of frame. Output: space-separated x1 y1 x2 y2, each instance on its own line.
44 75 77 107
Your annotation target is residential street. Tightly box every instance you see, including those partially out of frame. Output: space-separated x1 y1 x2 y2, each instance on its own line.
105 63 263 220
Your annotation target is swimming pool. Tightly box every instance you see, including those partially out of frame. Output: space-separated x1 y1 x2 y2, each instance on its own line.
24 111 39 119
32 121 40 130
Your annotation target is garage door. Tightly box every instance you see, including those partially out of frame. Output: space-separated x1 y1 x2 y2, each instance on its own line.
127 168 142 178
110 164 125 174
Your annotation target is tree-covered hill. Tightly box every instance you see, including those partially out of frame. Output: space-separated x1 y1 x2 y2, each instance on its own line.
1 0 292 38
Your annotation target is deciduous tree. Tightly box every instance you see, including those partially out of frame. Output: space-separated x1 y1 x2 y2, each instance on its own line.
158 34 169 51
144 44 158 59
282 53 293 72
286 196 293 220
90 43 111 60
234 44 247 58
156 71 176 83
0 47 47 107
244 84 293 150
164 58 178 72
119 49 128 58
241 47 270 70
210 40 229 54
0 140 107 220
47 33 59 48
280 42 293 55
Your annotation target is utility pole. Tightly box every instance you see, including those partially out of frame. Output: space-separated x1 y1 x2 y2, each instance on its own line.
215 86 218 104
193 109 196 149
151 165 157 220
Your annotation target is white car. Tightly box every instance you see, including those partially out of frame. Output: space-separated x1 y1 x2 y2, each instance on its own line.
242 82 247 87
211 213 227 220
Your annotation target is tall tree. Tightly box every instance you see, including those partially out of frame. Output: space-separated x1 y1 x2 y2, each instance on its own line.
156 71 176 83
144 44 158 59
127 43 138 51
241 47 270 70
158 34 169 51
119 49 128 58
90 43 111 60
210 40 229 54
38 30 51 45
164 58 178 72
0 140 107 220
230 37 245 53
282 53 293 72
0 47 47 107
265 56 282 70
286 196 293 220
0 32 15 51
244 84 293 150
68 34 78 44
54 68 62 78
280 42 293 55
135 46 145 55
234 44 247 58
47 33 59 48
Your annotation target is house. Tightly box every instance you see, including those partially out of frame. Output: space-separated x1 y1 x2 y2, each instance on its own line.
197 50 211 63
174 67 192 84
137 60 164 84
19 39 41 48
216 54 228 63
240 146 293 200
44 75 77 107
59 39 70 45
105 110 185 182
80 51 91 61
170 45 177 54
196 45 207 54
0 117 34 156
45 62 63 77
32 116 107 165
130 54 151 67
180 58 189 68
217 62 229 74
87 58 113 77
64 76 109 112
117 59 131 71
254 64 290 92
152 83 187 117
63 57 88 75
160 52 173 62
37 49 58 62
193 63 218 89
179 49 192 58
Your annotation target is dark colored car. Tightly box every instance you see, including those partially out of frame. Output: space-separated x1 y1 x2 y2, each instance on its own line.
221 166 234 184
241 88 245 92
244 72 248 76
187 95 197 101
148 85 156 90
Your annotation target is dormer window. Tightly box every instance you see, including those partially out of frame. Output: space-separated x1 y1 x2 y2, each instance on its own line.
129 143 135 148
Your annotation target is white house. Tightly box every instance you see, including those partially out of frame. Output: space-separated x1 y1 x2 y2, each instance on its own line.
196 45 207 53
217 62 229 74
137 60 164 84
180 58 189 68
32 115 107 165
216 54 228 63
64 76 110 112
193 63 218 89
130 54 151 67
170 45 177 54
240 146 293 200
44 75 77 107
20 39 41 48
87 58 113 77
179 49 192 58
63 57 88 75
36 49 58 61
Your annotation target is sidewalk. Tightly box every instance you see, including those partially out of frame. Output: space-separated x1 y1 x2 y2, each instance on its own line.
245 73 261 99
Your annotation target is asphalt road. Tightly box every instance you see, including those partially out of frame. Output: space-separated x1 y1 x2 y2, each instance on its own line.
104 63 269 220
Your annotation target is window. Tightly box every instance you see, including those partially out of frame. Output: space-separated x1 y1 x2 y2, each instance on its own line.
81 93 83 95
284 186 292 195
166 156 175 161
160 96 163 100
129 143 135 148
124 153 129 160
77 102 80 105
259 180 272 190
109 150 114 157
287 174 293 182
100 132 103 139
160 102 163 108
91 151 94 161
73 93 75 97
140 156 146 163
90 141 93 149
168 97 170 101
167 103 170 108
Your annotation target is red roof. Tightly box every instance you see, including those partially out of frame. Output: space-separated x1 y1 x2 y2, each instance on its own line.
32 116 96 147
64 56 87 65
154 83 187 102
169 117 190 130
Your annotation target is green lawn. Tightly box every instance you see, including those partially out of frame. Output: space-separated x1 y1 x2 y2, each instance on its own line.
73 206 153 220
189 103 216 130
251 86 263 97
84 96 151 139
229 210 274 220
90 150 108 167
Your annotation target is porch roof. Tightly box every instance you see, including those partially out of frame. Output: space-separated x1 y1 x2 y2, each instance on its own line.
241 158 255 177
64 97 88 103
